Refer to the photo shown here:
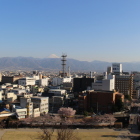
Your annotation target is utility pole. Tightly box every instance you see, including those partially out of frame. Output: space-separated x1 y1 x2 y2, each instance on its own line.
97 102 98 114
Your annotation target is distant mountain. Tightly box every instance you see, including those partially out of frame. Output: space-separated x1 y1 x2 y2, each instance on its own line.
0 57 140 72
47 54 60 58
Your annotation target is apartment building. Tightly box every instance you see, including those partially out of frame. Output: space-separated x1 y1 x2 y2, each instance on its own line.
31 96 49 114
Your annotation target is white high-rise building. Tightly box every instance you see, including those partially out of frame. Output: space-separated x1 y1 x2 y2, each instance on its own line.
52 77 72 86
112 63 122 73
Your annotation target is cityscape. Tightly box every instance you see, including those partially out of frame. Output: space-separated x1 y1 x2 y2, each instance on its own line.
0 55 139 139
1 0 140 140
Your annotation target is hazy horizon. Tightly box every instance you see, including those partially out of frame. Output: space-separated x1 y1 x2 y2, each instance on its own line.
0 55 140 63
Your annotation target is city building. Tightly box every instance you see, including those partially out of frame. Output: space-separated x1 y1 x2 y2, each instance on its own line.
18 77 35 86
107 66 112 74
73 76 95 92
31 96 49 114
52 77 72 86
115 75 133 96
20 97 41 117
12 105 27 119
33 108 40 117
61 82 73 93
38 78 49 86
92 75 115 91
2 75 23 84
78 90 124 113
112 63 122 75
6 92 17 102
10 89 27 95
20 97 31 106
0 90 4 100
31 86 44 94
131 90 140 99
48 89 66 96
132 72 140 90
51 96 64 112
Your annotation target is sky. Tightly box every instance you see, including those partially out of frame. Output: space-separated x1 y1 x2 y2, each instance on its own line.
0 0 140 62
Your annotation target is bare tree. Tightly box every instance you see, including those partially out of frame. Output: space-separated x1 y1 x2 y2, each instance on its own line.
0 120 6 129
10 120 21 128
56 126 80 140
39 128 54 140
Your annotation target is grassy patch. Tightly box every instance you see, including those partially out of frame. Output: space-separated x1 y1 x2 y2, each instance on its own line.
2 131 41 140
78 132 119 140
2 130 119 140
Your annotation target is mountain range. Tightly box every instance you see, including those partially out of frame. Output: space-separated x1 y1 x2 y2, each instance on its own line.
0 57 140 72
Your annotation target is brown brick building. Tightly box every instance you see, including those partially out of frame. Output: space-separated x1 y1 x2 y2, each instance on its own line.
115 74 133 96
2 75 23 84
78 90 124 113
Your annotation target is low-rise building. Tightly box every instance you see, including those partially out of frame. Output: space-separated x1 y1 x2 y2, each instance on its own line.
38 78 49 86
13 106 27 119
33 108 40 117
31 86 44 94
18 77 35 86
20 97 33 117
48 89 66 96
31 96 49 114
10 89 27 95
6 92 17 102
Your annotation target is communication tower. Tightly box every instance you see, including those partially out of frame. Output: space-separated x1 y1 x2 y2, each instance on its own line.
68 66 70 77
61 54 67 77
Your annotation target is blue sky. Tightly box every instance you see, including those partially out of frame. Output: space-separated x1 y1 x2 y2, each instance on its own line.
0 0 140 62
